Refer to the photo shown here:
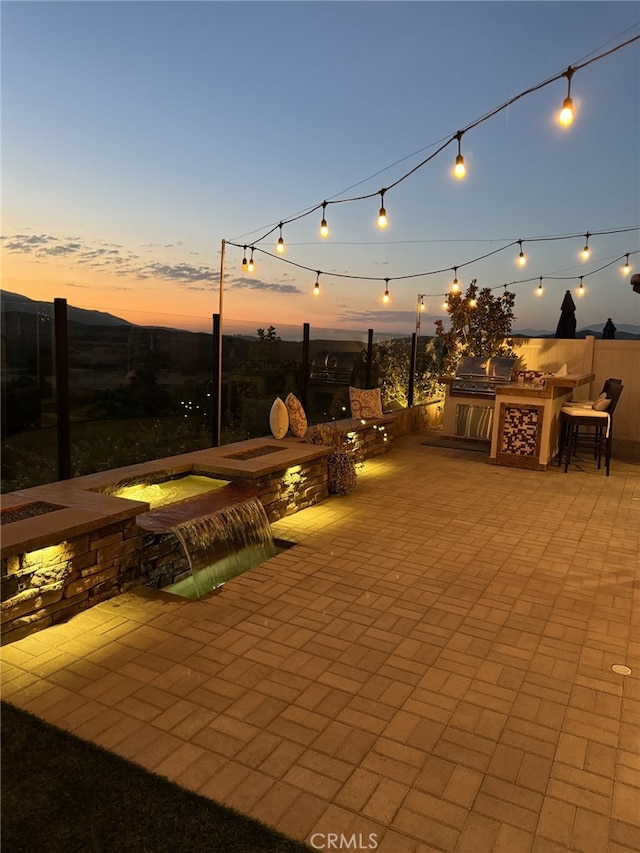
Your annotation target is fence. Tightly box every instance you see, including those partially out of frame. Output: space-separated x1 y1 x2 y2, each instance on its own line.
1 299 421 491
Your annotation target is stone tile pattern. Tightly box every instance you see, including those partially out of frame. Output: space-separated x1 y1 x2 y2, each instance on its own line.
500 405 541 457
1 433 638 853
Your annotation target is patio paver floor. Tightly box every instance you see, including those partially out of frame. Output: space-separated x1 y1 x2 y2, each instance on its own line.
2 433 639 852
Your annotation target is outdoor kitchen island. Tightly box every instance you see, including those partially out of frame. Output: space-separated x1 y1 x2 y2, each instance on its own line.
489 372 594 470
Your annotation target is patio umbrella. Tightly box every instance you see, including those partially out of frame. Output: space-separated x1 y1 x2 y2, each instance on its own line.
555 290 576 339
602 318 617 339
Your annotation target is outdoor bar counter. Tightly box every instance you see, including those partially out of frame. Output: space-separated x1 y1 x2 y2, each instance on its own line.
489 373 594 470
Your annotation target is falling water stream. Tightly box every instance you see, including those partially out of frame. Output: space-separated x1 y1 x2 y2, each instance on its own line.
168 497 276 598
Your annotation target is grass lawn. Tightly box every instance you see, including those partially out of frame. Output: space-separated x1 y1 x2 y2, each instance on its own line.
1 701 312 853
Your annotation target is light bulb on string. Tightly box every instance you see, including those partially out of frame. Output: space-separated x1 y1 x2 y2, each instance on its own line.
502 285 509 301
443 296 449 311
377 191 388 229
536 277 543 297
247 248 255 273
276 223 285 254
468 297 477 308
517 240 526 267
581 232 590 260
623 254 631 275
382 279 390 303
320 202 329 238
313 271 320 296
419 296 426 312
577 276 585 297
241 246 248 272
450 267 460 293
453 131 466 179
558 67 574 127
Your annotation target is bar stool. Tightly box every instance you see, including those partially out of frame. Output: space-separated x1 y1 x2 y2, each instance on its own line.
559 382 624 476
562 377 623 410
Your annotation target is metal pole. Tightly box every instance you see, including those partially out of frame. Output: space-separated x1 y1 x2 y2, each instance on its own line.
214 238 225 447
301 322 310 409
408 332 417 408
54 298 71 480
366 329 374 388
211 313 220 446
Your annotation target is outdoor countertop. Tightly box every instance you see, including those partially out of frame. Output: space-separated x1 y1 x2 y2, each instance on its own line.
495 373 594 398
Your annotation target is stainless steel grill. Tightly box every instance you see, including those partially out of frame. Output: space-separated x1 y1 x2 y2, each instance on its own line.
450 356 516 397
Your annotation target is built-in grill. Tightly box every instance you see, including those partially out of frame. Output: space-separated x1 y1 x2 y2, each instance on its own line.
450 356 516 397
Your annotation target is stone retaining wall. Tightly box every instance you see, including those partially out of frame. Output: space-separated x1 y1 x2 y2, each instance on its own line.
1 518 146 645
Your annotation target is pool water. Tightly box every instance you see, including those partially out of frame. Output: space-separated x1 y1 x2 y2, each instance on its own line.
113 475 228 509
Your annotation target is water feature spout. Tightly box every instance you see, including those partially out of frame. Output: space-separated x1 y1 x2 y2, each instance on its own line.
170 497 276 597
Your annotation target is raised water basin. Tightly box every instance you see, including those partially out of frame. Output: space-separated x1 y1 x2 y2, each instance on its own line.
110 474 229 509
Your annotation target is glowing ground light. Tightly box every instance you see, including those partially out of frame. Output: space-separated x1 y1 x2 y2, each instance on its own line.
611 664 632 675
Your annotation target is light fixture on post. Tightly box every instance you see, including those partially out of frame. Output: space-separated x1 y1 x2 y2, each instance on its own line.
623 254 631 275
453 131 466 179
581 232 590 260
577 276 585 296
320 202 329 238
377 191 388 229
450 267 460 293
248 248 255 272
276 223 285 254
383 278 390 303
313 271 320 296
241 246 248 272
536 276 543 296
517 240 526 266
558 66 574 127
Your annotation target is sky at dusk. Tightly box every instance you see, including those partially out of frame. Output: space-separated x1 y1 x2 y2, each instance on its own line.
2 1 639 339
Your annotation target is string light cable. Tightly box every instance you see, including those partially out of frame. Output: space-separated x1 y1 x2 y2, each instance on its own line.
229 226 639 294
228 33 639 248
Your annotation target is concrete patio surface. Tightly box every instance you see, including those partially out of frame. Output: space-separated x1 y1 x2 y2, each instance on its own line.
1 432 639 853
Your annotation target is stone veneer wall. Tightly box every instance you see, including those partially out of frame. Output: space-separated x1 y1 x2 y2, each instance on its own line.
1 518 145 645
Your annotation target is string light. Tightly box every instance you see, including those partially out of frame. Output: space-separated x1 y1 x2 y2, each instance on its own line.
558 67 574 127
623 254 631 274
383 278 390 303
453 131 466 179
229 36 639 254
320 202 329 238
536 276 544 296
517 240 526 266
581 232 591 260
419 295 426 312
443 296 449 310
241 246 248 272
577 275 585 296
248 248 255 272
468 296 477 308
451 267 460 293
276 223 285 254
313 271 320 296
377 191 388 229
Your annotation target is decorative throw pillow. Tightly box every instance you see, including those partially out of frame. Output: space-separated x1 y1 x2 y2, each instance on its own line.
269 397 289 439
349 386 383 420
285 393 307 438
592 397 611 411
